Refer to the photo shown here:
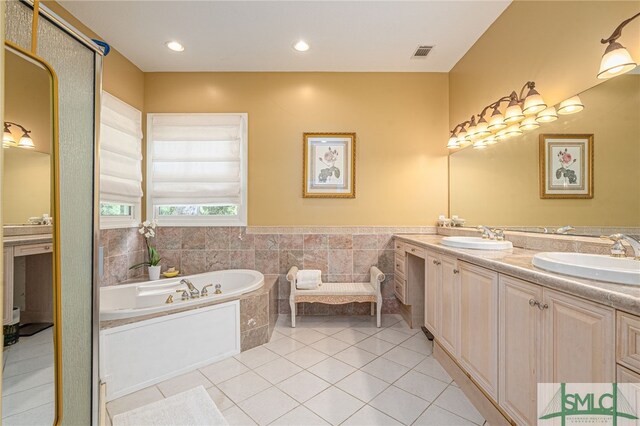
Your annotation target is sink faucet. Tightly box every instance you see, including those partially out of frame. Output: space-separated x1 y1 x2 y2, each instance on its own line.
180 279 200 298
601 234 640 260
554 225 575 235
477 226 496 240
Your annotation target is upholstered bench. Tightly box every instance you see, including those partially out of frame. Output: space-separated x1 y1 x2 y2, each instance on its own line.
286 266 385 328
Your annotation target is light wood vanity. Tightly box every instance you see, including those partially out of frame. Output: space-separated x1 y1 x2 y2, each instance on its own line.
395 234 640 426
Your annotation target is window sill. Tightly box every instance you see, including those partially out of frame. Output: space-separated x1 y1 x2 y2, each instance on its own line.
154 217 247 227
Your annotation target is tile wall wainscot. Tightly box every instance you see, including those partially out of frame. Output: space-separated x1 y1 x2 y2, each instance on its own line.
99 226 437 316
437 226 638 257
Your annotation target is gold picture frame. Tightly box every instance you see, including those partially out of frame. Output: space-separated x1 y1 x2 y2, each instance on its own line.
539 134 594 199
303 132 356 198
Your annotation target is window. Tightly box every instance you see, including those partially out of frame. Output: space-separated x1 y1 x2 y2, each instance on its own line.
99 92 143 229
147 113 248 226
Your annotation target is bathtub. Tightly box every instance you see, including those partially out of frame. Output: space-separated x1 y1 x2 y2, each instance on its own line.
100 269 264 401
100 269 264 320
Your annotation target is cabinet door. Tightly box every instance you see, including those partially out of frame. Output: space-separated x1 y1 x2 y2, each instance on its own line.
438 254 459 356
542 289 615 383
424 251 439 335
499 275 543 426
459 262 499 400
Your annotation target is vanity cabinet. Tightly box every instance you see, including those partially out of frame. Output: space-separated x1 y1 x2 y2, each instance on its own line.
394 242 425 328
459 262 499 400
498 275 614 425
424 250 459 354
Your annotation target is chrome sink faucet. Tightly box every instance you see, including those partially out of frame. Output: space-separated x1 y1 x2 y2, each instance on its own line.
477 226 505 240
554 225 575 235
601 234 640 260
180 279 200 298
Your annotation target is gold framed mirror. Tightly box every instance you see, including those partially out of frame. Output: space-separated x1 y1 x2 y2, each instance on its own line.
2 39 62 425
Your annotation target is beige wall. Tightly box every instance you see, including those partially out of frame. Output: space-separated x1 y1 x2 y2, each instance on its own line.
145 72 450 225
43 1 145 110
450 74 640 227
3 149 51 224
449 1 640 127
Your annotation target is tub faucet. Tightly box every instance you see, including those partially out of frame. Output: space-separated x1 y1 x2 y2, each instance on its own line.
180 279 200 298
601 234 640 260
554 225 575 235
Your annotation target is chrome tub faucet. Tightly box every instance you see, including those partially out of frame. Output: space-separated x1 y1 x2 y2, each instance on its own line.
180 279 200 298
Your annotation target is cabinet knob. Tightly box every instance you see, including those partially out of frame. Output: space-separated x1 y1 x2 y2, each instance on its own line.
529 299 538 308
538 302 549 311
453 269 459 274
44 246 51 250
411 248 416 252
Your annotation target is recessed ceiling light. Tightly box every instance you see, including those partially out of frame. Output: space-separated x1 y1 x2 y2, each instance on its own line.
293 40 309 52
166 41 185 52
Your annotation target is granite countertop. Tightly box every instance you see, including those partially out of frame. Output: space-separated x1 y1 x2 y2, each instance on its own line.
395 234 640 316
100 274 279 329
3 234 53 247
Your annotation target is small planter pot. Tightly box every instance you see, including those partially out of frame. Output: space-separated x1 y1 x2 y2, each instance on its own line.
148 265 161 281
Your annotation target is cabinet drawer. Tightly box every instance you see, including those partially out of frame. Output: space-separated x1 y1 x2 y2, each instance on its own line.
394 253 406 277
14 242 53 257
405 243 426 259
394 276 406 304
617 312 640 374
394 241 405 254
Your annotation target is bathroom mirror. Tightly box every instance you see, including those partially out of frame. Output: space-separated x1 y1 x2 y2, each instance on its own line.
449 68 640 237
2 42 60 425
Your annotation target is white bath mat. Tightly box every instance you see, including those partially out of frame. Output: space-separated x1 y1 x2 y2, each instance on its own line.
112 386 228 426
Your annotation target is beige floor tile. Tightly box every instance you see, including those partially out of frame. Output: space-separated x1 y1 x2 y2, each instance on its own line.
285 346 328 369
156 370 213 397
106 386 164 418
309 337 351 356
394 370 448 402
333 346 378 368
354 336 396 356
206 386 236 411
217 371 272 403
332 329 369 345
306 387 364 425
373 328 411 345
238 387 299 425
335 370 389 403
369 386 430 425
341 405 402 426
399 334 433 355
254 357 303 385
360 357 409 384
307 358 356 384
277 371 331 403
270 405 330 426
288 328 327 345
381 346 426 369
413 405 475 426
200 357 250 384
234 345 281 369
223 405 257 426
413 356 453 384
264 335 307 356
433 386 485 425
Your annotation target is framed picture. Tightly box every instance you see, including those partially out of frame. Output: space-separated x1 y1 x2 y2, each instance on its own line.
303 132 356 198
539 134 594 199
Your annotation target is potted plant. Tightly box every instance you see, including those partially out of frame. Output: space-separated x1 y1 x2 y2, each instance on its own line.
130 220 162 280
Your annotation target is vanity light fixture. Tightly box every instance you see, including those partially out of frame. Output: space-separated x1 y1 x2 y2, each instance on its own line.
504 96 525 123
3 123 16 148
474 115 491 138
447 134 460 149
557 95 584 115
487 107 507 131
472 140 487 149
293 40 310 52
597 12 639 79
535 106 558 123
521 83 547 115
495 128 509 140
466 115 478 138
3 122 33 149
519 116 540 131
482 135 497 145
504 124 523 137
166 41 185 52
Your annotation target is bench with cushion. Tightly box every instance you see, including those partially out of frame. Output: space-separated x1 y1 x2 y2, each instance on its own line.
286 266 385 328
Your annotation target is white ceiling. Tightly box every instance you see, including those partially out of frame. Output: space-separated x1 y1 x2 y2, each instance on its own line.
60 1 511 72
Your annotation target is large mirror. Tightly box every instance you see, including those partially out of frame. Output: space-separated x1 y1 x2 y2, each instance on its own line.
449 68 640 237
2 43 59 425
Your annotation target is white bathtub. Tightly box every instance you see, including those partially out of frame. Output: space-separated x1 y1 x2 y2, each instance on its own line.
100 269 264 321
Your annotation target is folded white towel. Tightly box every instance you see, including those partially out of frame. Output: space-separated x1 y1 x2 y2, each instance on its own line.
296 270 322 290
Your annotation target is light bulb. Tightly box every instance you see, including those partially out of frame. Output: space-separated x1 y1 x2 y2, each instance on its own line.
597 42 637 79
18 134 34 149
165 41 185 52
447 135 460 149
504 102 524 123
293 40 310 52
504 124 523 137
520 116 540 131
522 88 547 115
536 106 558 123
488 108 506 131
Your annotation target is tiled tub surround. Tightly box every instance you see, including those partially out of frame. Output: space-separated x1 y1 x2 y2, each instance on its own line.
100 275 280 352
100 226 437 316
398 234 640 315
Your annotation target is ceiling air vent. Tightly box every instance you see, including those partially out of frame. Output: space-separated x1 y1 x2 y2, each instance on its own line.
412 45 434 59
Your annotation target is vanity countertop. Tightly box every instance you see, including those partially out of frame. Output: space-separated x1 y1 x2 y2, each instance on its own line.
395 234 640 316
3 234 53 247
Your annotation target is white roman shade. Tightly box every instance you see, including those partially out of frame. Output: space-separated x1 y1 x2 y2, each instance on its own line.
149 114 245 206
100 92 143 204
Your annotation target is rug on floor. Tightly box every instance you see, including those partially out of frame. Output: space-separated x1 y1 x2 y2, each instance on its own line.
112 386 228 426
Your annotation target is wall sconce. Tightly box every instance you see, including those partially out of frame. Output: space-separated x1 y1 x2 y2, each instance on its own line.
3 122 35 149
597 12 639 79
557 96 584 115
535 106 558 123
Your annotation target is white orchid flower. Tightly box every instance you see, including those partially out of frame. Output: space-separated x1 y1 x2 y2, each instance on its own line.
148 230 155 238
142 221 150 227
138 228 144 234
144 232 151 238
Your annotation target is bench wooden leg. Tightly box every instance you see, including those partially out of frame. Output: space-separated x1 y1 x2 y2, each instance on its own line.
290 298 296 328
370 302 374 316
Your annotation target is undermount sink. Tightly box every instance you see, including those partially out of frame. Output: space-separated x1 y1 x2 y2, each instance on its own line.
532 252 640 285
441 236 513 251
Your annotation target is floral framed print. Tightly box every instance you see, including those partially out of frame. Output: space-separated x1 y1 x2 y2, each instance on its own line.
539 134 594 199
303 132 356 198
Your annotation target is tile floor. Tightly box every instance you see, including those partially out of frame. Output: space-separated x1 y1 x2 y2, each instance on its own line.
106 315 486 426
2 327 55 426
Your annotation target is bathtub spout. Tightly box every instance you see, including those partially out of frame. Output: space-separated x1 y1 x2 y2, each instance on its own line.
180 279 200 298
